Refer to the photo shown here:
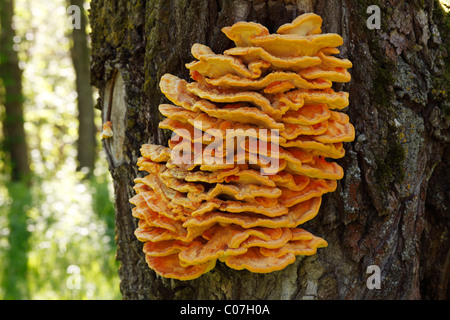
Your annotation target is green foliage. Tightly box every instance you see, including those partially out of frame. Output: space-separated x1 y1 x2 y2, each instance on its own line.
0 163 120 300
0 181 32 299
89 172 116 250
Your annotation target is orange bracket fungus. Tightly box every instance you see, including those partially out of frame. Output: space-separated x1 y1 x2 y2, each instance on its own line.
130 13 354 280
101 121 113 139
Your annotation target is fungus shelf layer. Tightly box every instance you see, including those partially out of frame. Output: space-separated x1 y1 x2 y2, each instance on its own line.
130 13 354 280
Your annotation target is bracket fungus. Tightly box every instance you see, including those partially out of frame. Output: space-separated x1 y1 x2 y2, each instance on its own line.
101 121 113 139
130 13 354 280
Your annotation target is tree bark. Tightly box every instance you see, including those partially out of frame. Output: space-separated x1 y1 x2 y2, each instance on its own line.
90 0 449 300
69 0 96 172
0 0 30 182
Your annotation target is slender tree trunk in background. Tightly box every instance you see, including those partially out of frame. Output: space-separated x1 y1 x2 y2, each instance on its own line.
90 0 449 299
0 0 30 182
69 0 96 172
0 0 32 299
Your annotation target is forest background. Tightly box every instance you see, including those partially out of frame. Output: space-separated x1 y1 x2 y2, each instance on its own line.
0 0 120 299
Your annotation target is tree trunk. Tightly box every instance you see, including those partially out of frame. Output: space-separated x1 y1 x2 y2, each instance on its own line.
0 0 30 182
69 0 96 172
0 0 32 300
90 0 449 300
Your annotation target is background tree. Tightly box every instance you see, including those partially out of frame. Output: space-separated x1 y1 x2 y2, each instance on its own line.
69 0 96 172
0 0 30 182
90 0 449 299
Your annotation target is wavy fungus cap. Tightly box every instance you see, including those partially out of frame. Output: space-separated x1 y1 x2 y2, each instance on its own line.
129 13 354 280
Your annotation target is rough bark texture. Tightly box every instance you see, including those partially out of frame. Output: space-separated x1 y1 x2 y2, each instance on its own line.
89 0 449 300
